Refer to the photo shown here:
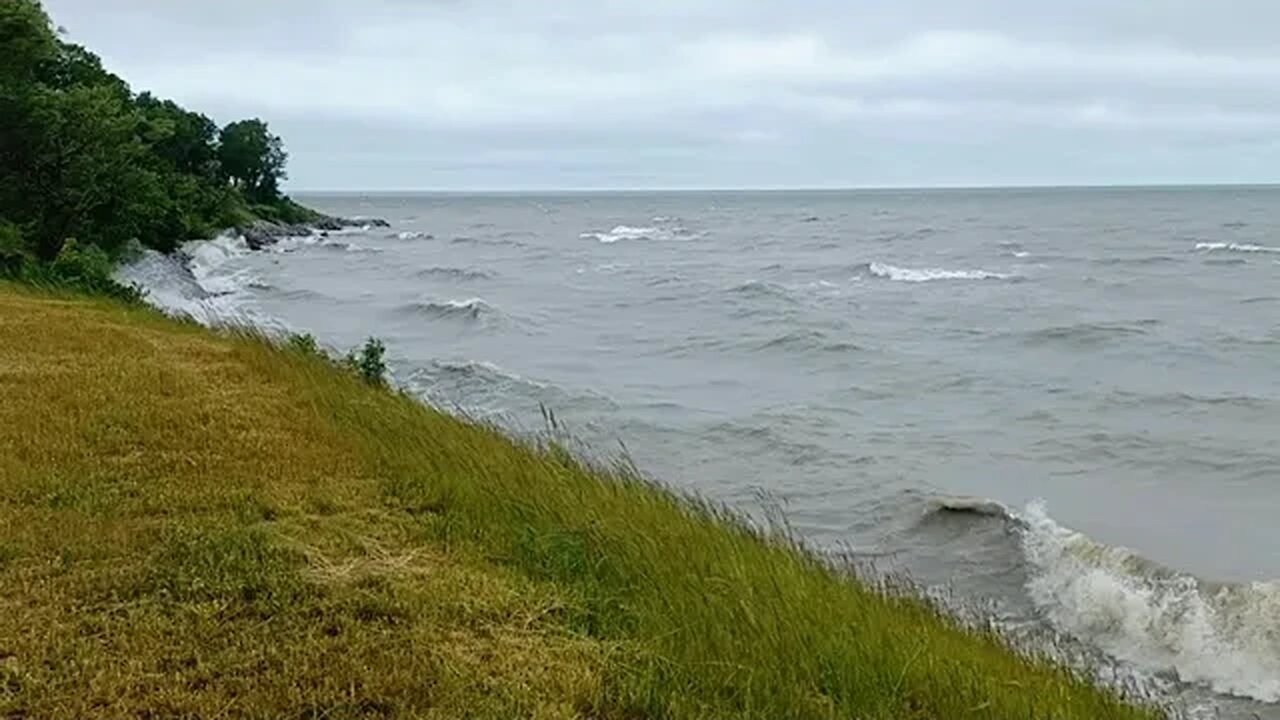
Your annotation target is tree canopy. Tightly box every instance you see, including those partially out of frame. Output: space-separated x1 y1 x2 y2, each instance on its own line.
219 119 288 203
0 0 299 269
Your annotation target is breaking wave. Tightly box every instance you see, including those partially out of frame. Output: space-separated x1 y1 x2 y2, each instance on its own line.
581 221 702 244
581 225 663 243
397 297 501 323
115 233 283 330
1020 502 1280 703
863 261 1014 283
923 498 1280 704
1195 242 1280 254
394 230 433 240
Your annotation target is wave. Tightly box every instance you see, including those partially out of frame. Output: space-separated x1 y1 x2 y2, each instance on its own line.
114 234 285 330
581 225 662 243
921 498 1280 703
927 495 1017 519
425 359 546 389
754 329 861 354
727 280 796 303
317 239 378 254
1101 390 1270 411
863 261 1014 283
1020 502 1280 703
413 266 495 281
397 297 501 323
1195 242 1280 254
450 236 522 247
394 230 433 241
581 222 702 244
1091 255 1179 266
1020 321 1156 347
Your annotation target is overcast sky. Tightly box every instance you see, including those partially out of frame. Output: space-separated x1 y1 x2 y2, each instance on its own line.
41 0 1280 191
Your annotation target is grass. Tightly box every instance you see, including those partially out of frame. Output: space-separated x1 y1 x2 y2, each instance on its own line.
0 283 1164 719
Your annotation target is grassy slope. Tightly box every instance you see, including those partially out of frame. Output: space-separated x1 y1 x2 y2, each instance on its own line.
0 285 1161 719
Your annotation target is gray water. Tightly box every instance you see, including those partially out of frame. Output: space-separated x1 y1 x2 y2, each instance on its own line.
121 186 1280 717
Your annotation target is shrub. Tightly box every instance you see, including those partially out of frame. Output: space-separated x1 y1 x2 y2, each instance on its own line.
346 337 388 386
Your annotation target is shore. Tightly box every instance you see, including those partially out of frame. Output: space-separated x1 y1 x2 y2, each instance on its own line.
0 283 1163 719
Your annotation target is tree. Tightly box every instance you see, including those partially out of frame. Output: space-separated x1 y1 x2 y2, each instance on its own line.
19 84 170 259
218 119 287 203
0 0 58 92
136 92 219 177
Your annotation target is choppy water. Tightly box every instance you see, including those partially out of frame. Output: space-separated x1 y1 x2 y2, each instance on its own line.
120 187 1280 717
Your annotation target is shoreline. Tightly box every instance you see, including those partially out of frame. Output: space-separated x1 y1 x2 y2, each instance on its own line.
0 282 1167 718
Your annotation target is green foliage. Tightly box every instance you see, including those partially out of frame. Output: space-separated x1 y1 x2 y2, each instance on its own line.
218 118 288 204
250 197 323 225
5 239 145 302
346 337 389 386
0 0 57 91
0 0 317 295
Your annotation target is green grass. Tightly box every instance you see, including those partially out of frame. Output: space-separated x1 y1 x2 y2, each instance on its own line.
0 283 1164 718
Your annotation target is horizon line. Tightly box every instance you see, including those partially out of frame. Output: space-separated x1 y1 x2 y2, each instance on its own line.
292 181 1280 195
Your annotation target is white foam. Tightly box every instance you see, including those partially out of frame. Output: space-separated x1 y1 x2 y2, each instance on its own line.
1020 501 1280 703
867 261 1012 283
1195 242 1280 254
442 297 489 311
580 225 663 243
396 231 432 240
115 234 285 330
1012 251 1031 258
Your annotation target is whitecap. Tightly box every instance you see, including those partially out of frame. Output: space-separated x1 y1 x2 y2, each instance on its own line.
1195 242 1280 254
1019 501 1280 703
866 261 1013 283
397 297 506 326
580 225 663 243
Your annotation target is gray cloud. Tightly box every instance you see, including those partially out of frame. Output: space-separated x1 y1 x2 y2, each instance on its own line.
42 0 1280 189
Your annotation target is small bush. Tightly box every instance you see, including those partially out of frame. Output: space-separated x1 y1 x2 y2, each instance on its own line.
346 337 388 386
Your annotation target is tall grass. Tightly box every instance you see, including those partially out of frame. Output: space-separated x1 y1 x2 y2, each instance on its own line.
0 283 1164 719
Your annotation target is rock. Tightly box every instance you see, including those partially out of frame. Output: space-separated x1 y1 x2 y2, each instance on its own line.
235 214 391 251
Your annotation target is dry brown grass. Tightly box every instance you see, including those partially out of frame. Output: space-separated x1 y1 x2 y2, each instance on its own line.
0 288 606 718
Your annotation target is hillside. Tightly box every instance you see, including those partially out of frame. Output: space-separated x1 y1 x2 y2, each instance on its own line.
0 284 1162 719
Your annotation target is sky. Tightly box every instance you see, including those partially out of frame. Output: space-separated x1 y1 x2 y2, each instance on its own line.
41 0 1280 191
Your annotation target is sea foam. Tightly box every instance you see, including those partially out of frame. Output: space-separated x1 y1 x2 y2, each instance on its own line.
866 261 1013 283
1019 502 1280 703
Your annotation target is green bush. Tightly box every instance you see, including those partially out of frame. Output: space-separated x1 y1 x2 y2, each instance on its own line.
346 337 388 386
